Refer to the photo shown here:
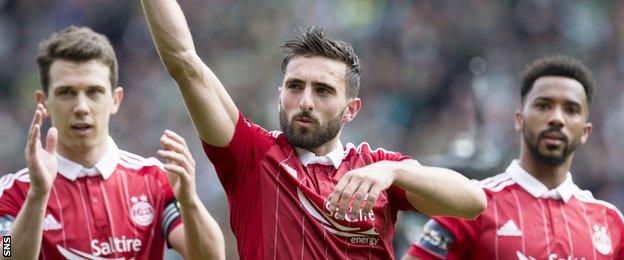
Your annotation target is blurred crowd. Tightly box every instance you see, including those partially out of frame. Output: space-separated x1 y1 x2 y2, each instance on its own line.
1 0 624 258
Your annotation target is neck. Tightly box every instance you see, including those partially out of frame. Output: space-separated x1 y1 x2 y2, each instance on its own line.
518 146 573 189
57 139 108 168
306 138 340 156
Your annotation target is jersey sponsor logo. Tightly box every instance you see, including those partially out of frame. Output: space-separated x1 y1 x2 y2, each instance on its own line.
297 188 380 245
42 213 62 231
129 195 154 227
517 251 587 260
57 241 136 260
281 163 298 179
497 219 522 237
592 224 612 255
416 219 454 258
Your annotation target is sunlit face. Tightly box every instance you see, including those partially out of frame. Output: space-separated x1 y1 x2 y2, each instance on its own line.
279 56 360 149
515 76 592 166
37 59 123 154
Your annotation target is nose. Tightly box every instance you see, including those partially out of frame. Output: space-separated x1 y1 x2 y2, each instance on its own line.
73 93 90 117
547 106 564 128
299 86 315 112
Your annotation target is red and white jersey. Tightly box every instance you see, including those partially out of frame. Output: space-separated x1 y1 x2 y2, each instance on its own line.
202 112 418 259
407 160 624 260
0 137 182 260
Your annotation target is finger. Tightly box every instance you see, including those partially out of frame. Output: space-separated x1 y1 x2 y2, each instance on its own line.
28 124 41 157
34 105 44 127
158 150 191 171
349 181 372 219
45 127 58 154
164 129 187 146
160 135 194 166
336 180 361 219
328 174 352 211
361 187 381 215
163 164 188 181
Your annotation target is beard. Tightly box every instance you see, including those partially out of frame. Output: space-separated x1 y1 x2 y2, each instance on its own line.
279 108 344 150
523 124 580 167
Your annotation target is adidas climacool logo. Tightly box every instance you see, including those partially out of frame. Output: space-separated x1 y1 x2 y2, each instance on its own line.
496 219 522 237
42 213 62 231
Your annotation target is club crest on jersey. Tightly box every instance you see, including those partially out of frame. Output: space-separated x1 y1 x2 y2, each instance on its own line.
592 224 612 255
130 195 154 227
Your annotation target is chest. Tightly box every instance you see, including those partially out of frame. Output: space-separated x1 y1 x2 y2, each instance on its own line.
39 175 164 259
475 193 618 259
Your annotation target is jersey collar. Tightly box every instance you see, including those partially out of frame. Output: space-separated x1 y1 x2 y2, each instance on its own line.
506 160 579 203
56 136 119 181
295 140 344 169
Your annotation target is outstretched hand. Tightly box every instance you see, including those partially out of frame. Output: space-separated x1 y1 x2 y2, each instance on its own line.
158 130 197 205
25 103 58 197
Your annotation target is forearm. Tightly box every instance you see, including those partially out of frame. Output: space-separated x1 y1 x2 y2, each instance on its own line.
140 0 198 75
391 162 486 219
178 196 225 260
4 191 49 260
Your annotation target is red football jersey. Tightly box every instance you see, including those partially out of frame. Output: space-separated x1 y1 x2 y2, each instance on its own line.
0 137 182 260
407 160 624 260
202 112 418 259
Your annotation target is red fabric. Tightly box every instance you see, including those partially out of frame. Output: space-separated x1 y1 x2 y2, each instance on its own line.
202 112 416 259
407 176 624 260
0 151 182 260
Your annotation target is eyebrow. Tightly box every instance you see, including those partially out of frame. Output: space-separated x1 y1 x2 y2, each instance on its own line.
533 97 583 107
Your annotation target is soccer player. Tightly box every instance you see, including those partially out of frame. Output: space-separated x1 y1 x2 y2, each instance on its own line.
140 1 486 259
0 26 224 260
404 56 624 259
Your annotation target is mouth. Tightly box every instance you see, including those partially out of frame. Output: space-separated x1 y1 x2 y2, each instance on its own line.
541 131 566 146
293 116 316 126
70 123 94 135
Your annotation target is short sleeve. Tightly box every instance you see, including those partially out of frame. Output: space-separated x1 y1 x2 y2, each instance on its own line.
0 171 29 218
201 111 275 195
406 216 478 259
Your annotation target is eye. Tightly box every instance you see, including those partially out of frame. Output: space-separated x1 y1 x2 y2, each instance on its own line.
287 83 303 91
57 89 74 96
87 88 105 96
565 106 580 114
535 102 549 110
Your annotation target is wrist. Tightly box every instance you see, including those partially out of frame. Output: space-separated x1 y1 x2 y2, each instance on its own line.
177 193 200 208
27 187 51 203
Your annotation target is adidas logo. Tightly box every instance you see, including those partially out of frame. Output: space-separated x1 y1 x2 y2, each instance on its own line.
42 213 62 231
496 219 522 237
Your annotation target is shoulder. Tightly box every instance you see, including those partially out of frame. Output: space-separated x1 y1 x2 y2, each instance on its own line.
344 142 414 162
573 190 624 225
118 150 165 173
0 168 30 198
478 172 516 194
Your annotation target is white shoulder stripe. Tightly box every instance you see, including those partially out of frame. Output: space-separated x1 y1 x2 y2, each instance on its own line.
480 173 510 188
486 179 516 192
0 168 30 198
119 152 164 170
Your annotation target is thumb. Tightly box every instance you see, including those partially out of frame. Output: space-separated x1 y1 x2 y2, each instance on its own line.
45 127 58 154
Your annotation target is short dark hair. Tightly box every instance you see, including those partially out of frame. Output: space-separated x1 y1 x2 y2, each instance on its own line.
37 26 118 94
281 26 361 98
520 55 595 105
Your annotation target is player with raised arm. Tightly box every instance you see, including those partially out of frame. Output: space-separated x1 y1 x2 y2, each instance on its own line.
0 26 224 260
140 1 487 259
404 56 624 259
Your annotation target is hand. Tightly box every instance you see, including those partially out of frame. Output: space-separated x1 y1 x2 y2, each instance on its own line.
25 104 58 197
327 161 396 220
158 130 197 205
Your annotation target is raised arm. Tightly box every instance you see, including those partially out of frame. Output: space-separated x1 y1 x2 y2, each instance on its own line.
3 104 58 260
140 0 238 147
